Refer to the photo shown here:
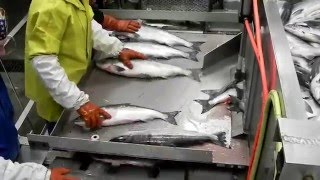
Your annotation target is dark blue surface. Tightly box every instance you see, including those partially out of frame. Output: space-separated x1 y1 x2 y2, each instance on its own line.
0 75 19 160
0 19 6 40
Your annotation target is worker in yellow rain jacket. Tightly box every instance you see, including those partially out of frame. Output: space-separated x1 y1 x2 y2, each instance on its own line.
25 0 146 133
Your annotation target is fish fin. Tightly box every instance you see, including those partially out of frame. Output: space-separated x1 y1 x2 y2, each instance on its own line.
191 42 204 51
201 89 220 100
235 86 244 100
164 111 180 125
188 51 199 62
194 99 213 114
304 100 314 114
210 132 227 147
188 69 201 82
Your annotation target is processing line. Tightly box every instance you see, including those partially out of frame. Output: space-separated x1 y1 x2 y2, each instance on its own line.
3 0 319 179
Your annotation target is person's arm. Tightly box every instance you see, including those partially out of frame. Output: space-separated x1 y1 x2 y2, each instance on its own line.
32 56 89 110
0 157 77 180
27 4 110 129
92 20 147 69
27 5 89 110
0 157 50 180
91 19 123 60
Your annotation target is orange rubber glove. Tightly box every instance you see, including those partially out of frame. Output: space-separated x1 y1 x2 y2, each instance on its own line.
118 49 147 69
50 168 78 180
77 102 111 129
103 15 141 33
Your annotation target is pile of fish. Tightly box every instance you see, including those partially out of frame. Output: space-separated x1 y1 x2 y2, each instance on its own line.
278 0 320 119
96 24 200 81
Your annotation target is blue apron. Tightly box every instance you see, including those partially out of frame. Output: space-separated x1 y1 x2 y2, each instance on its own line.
0 7 19 161
0 75 19 160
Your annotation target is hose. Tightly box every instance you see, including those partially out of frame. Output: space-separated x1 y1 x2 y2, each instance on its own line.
248 90 283 180
243 0 276 179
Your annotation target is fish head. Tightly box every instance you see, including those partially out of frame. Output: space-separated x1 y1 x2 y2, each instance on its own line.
110 135 131 143
106 64 127 73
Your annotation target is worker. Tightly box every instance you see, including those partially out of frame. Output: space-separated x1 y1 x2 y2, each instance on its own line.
25 0 146 133
0 7 77 180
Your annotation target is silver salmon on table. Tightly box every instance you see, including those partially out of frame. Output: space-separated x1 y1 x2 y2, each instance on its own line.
74 104 179 127
116 25 194 48
194 80 243 113
123 42 198 61
96 59 200 80
110 133 226 147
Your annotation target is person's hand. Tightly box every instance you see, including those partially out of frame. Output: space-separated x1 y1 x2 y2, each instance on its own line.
118 49 147 69
103 15 141 33
77 102 111 129
116 20 141 33
50 168 78 180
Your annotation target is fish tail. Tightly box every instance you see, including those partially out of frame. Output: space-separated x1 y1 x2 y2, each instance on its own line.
194 99 214 114
210 132 227 147
164 111 180 125
188 51 199 62
201 89 220 100
191 42 204 51
187 69 201 82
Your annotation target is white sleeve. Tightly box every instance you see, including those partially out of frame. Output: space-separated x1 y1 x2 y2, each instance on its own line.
0 157 51 180
32 55 90 110
92 20 123 61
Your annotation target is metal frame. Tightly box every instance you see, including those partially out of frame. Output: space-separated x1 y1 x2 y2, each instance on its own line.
16 1 319 178
244 0 318 179
243 0 306 148
27 31 249 166
277 118 320 180
101 9 239 23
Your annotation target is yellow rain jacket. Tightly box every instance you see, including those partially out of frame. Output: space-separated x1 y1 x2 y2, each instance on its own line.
25 0 94 122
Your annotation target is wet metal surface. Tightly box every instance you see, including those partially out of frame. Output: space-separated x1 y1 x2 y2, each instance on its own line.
42 32 249 166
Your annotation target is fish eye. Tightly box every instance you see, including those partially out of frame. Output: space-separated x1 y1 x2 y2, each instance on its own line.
117 136 125 141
